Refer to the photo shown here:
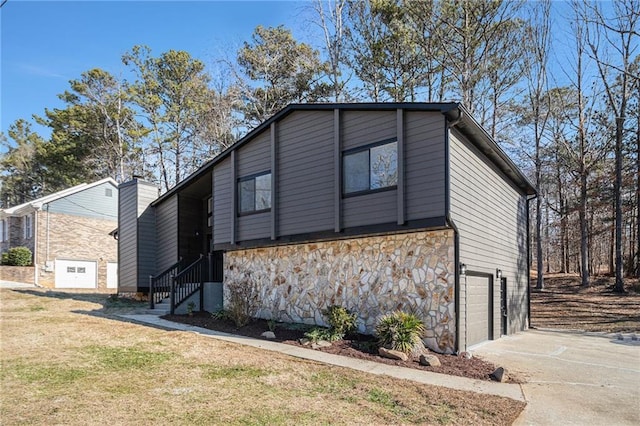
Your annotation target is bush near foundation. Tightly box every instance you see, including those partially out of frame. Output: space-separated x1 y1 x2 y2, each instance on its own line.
375 311 426 355
226 273 260 327
1 247 33 266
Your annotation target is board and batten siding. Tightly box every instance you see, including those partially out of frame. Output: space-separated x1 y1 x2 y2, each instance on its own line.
213 157 232 245
48 181 118 221
277 110 335 235
449 129 529 348
237 129 271 241
404 111 446 221
155 194 178 273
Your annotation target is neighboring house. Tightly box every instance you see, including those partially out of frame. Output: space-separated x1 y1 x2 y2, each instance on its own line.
0 178 119 290
118 103 535 354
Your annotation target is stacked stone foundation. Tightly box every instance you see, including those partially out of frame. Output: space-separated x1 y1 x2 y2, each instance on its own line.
225 229 456 354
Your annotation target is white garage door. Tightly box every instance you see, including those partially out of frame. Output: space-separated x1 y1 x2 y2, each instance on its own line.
467 274 492 347
55 260 97 289
107 262 118 289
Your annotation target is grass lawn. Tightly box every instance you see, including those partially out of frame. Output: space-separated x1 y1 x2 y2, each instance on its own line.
0 289 524 425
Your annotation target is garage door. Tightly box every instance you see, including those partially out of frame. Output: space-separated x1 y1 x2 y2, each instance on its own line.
55 260 97 289
467 274 492 347
107 262 118 289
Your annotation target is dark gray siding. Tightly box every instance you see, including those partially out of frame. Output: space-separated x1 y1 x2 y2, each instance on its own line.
237 129 270 176
117 182 138 293
136 183 158 287
278 110 334 235
343 191 397 228
449 129 528 349
213 157 232 244
342 110 396 150
237 128 271 240
405 111 446 220
155 194 178 273
48 181 118 221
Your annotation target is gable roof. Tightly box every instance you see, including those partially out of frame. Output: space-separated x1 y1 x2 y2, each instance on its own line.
153 102 535 206
1 177 118 216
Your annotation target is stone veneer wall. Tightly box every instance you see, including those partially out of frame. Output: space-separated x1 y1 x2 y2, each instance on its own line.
225 230 456 353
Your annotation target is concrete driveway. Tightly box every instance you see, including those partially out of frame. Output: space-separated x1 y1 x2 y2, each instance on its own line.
473 329 640 425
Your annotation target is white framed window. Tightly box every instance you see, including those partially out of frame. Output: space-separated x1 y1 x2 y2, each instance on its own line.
0 220 6 242
343 139 398 195
23 214 33 239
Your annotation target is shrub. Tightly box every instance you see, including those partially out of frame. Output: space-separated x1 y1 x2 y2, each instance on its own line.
304 326 334 343
226 272 260 327
322 305 357 339
2 247 33 266
375 311 426 355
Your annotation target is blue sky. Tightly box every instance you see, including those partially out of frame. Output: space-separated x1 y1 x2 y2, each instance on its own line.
1 0 308 138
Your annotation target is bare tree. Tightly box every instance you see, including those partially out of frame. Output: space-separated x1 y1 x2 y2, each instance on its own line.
583 0 639 292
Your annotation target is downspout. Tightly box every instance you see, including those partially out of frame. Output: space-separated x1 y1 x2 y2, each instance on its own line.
33 209 38 286
526 194 537 329
444 104 463 353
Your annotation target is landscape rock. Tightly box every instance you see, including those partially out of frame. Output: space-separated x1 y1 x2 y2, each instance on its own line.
298 337 311 346
261 331 276 339
490 367 508 382
378 347 408 361
419 354 441 367
311 340 332 349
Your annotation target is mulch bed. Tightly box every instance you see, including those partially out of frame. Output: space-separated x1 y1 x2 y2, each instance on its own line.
162 313 511 382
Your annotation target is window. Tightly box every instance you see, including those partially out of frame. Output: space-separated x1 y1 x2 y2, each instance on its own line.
343 140 398 194
238 172 271 214
105 188 113 197
23 215 33 239
67 267 76 273
0 220 5 242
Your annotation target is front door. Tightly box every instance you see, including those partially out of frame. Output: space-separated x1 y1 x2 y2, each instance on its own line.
500 277 508 336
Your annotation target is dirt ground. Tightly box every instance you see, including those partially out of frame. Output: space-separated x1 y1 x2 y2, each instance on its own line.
530 274 640 332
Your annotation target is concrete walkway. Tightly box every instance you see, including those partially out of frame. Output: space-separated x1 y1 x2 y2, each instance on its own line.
474 329 640 425
117 313 525 402
0 280 36 289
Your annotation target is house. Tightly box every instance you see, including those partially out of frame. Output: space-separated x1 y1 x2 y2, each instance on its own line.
0 178 119 290
117 103 535 354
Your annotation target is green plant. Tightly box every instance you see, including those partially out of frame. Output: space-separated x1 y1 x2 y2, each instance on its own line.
187 301 196 316
375 311 426 355
2 246 32 266
211 310 230 321
304 327 334 343
267 319 277 333
226 272 260 327
322 305 357 339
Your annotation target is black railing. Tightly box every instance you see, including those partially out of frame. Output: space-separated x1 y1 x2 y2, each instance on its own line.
149 258 183 309
170 254 208 314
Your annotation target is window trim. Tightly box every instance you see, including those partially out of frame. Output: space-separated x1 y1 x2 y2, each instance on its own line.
342 138 398 197
23 214 33 239
237 170 272 216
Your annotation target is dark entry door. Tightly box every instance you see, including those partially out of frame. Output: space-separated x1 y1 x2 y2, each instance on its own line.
500 278 508 336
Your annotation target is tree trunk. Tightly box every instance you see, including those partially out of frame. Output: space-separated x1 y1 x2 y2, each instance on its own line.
580 169 589 287
613 117 625 292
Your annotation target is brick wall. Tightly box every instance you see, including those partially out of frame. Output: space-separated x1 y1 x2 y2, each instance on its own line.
0 266 35 283
35 211 117 290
